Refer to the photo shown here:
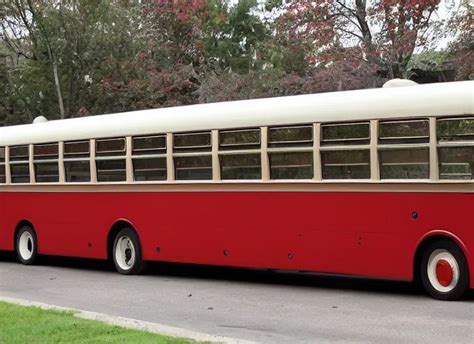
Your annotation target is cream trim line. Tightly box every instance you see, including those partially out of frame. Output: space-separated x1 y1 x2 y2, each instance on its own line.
5 146 11 184
429 117 439 181
2 181 474 193
126 136 133 183
90 139 97 183
370 120 380 180
313 123 322 181
212 129 220 181
58 142 65 183
261 127 270 181
29 144 35 184
166 133 174 181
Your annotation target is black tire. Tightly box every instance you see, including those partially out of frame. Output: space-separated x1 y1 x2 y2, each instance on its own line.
420 239 469 301
112 228 145 275
15 225 38 265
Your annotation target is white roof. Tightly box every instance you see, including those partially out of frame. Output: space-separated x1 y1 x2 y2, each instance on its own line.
1 80 473 146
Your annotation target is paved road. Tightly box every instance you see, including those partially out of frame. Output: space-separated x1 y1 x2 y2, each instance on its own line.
0 253 473 343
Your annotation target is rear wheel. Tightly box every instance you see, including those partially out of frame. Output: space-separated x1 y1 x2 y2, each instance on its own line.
16 226 38 265
420 239 469 301
112 228 145 275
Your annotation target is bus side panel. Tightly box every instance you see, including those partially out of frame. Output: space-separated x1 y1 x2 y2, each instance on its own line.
2 191 473 286
0 191 7 251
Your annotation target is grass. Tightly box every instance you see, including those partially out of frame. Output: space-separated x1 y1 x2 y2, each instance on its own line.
0 301 197 344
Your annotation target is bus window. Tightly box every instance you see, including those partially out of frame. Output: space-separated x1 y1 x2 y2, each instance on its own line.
321 122 370 145
0 147 5 183
220 154 261 180
96 138 126 156
269 125 312 148
438 117 474 180
174 132 211 152
219 128 261 180
219 129 260 151
96 138 126 182
321 150 370 179
34 143 59 183
439 147 474 180
64 140 91 183
438 117 474 142
10 145 30 183
175 155 212 180
133 157 167 181
379 119 429 144
97 159 126 182
133 135 166 155
379 148 429 179
132 135 167 182
269 152 313 179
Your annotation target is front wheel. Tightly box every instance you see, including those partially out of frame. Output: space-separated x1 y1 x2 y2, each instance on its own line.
16 226 38 265
420 239 470 301
112 228 145 275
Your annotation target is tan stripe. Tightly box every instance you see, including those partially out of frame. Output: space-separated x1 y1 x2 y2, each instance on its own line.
2 181 474 193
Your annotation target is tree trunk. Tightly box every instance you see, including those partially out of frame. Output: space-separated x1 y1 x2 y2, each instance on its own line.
52 62 65 119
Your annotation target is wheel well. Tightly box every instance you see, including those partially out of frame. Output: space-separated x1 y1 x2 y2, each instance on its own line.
107 221 137 260
13 220 35 249
413 235 464 283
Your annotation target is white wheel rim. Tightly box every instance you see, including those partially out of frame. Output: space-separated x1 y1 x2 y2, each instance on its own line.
427 249 460 293
19 231 34 261
115 236 136 271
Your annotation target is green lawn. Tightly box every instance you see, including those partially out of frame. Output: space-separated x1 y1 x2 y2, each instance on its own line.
0 301 197 344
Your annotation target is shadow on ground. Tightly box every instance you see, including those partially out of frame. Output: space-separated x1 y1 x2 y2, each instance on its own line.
1 251 473 301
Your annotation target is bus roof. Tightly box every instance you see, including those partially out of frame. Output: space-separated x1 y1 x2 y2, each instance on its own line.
1 80 473 146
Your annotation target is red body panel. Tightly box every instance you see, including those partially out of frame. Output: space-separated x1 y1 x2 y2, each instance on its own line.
1 191 473 287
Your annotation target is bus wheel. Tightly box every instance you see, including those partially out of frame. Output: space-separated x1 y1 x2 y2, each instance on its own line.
420 239 469 301
112 228 145 275
16 226 38 265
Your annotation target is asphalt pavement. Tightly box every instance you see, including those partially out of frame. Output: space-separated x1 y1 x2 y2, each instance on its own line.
0 253 473 343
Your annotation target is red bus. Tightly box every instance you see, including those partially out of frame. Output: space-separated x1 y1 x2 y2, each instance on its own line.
0 80 473 300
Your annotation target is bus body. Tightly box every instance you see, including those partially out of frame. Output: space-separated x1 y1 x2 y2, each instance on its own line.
1 80 473 299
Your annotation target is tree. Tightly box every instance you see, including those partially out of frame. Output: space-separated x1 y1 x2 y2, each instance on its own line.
270 0 444 78
447 0 473 80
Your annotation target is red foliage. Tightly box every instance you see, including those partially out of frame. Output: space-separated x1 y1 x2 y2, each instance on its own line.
275 0 442 77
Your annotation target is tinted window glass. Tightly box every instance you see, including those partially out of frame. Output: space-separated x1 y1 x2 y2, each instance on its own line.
174 132 211 152
34 143 59 160
379 120 429 144
269 152 313 179
321 150 370 179
35 162 59 183
379 148 429 179
96 138 126 156
438 117 474 141
11 164 30 183
0 147 5 163
322 123 370 145
175 156 212 180
133 135 166 155
65 161 91 182
133 157 167 181
219 129 260 150
0 164 5 183
269 126 313 148
65 141 90 158
439 147 474 180
10 146 29 162
97 160 126 182
220 154 261 180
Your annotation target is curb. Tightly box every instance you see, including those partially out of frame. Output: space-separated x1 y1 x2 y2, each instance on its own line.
0 295 258 344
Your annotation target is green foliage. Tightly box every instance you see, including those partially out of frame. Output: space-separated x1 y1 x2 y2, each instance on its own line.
0 0 471 126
